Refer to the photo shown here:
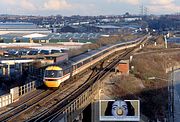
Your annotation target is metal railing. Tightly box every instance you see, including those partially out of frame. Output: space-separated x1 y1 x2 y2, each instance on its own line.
19 81 36 96
0 79 43 108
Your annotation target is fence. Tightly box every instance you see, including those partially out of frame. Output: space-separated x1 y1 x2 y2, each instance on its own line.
166 65 180 73
0 79 43 108
0 94 12 108
11 80 43 101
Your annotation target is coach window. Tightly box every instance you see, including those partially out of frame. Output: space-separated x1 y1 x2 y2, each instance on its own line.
94 54 101 59
73 65 76 70
77 62 82 68
83 59 90 64
63 69 69 75
92 55 98 60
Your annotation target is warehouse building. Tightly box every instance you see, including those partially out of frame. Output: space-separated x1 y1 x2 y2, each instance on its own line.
0 22 51 35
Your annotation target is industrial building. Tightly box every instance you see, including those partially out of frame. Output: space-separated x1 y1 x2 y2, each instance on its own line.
0 32 101 43
0 22 51 35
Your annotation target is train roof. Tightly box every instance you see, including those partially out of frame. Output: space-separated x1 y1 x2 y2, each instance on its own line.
58 61 73 69
85 50 99 56
70 45 114 64
46 60 73 70
45 37 143 70
70 53 89 63
97 45 111 51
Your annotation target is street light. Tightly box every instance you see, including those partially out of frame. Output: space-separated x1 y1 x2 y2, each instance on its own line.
99 89 102 100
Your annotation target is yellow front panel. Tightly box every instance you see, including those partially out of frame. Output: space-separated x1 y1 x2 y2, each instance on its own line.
44 81 61 88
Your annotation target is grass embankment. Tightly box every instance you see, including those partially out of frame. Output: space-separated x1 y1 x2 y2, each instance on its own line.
107 35 180 121
132 51 179 120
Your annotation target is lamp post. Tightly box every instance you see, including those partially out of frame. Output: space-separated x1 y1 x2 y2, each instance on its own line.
148 75 174 122
99 89 103 100
164 35 168 48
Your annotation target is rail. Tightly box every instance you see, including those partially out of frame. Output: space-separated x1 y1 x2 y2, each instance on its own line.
33 35 149 121
28 45 137 122
0 79 43 109
0 35 148 121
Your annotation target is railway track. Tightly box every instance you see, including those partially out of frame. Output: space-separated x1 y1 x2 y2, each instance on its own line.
1 49 126 122
0 89 44 115
0 89 46 116
0 89 55 122
0 37 146 121
27 46 137 122
1 67 99 122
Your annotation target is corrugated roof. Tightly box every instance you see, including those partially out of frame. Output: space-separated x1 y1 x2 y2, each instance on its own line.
95 25 121 29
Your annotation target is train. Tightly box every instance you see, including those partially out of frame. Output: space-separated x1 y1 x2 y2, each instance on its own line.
43 36 147 88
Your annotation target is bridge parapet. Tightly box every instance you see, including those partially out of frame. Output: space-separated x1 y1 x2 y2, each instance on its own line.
0 79 43 109
53 79 100 122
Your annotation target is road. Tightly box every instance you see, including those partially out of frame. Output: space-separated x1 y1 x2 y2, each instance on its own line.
173 70 180 122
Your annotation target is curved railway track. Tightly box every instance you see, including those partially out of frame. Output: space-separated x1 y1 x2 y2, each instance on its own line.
27 47 137 122
0 89 46 116
0 36 147 122
0 49 124 122
1 67 98 122
0 89 45 115
0 89 55 122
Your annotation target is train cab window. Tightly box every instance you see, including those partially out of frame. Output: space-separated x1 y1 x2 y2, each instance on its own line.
44 70 63 78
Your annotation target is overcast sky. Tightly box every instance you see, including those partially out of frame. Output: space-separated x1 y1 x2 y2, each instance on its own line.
0 0 180 16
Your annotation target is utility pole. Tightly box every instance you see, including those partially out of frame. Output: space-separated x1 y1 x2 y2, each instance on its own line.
144 7 148 16
140 4 144 16
169 67 174 122
168 73 170 122
164 35 168 48
171 67 174 122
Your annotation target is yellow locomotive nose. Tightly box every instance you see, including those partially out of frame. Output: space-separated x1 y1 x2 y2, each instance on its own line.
44 66 63 88
44 80 60 88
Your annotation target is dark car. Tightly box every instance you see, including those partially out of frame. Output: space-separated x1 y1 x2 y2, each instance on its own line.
61 49 69 53
17 50 29 56
51 49 61 54
7 50 18 56
39 50 50 55
28 50 40 55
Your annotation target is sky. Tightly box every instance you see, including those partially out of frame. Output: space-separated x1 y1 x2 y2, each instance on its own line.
0 0 180 16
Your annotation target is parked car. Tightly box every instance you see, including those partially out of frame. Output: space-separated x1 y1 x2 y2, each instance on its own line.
28 50 40 55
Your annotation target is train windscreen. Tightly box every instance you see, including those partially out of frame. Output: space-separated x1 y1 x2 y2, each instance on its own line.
44 70 63 78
